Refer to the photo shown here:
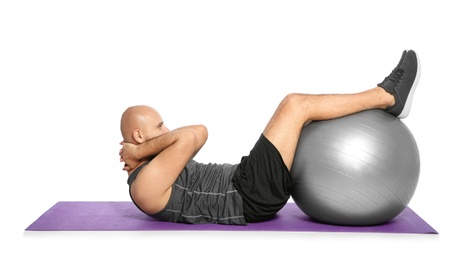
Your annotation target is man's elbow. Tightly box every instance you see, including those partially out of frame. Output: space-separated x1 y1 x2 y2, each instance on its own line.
180 125 208 149
194 124 208 145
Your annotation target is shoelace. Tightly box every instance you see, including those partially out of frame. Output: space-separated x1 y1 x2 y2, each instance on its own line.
388 68 405 86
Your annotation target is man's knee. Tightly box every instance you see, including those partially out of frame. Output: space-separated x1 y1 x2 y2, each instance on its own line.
280 93 302 114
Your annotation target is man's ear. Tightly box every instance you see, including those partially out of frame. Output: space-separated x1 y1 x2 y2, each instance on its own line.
132 129 145 144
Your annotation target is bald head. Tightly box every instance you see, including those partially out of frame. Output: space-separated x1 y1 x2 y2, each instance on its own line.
120 105 165 144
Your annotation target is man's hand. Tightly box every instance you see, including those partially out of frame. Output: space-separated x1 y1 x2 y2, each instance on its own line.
119 141 140 171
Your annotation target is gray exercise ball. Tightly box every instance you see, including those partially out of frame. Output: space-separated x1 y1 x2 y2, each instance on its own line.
291 109 420 226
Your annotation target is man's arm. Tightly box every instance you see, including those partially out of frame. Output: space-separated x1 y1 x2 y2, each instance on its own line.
121 125 208 171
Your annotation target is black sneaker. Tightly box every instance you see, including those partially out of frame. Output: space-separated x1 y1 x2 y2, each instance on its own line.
378 50 407 87
378 50 421 118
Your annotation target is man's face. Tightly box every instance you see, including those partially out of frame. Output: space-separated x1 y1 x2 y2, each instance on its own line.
143 110 169 141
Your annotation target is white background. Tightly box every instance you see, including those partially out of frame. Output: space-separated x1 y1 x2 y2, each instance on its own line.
1 0 471 259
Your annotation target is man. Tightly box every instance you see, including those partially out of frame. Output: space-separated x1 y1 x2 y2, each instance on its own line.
119 50 420 225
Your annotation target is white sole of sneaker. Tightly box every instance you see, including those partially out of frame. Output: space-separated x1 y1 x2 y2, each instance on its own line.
398 50 421 119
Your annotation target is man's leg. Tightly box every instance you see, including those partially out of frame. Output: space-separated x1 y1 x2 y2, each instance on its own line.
263 88 393 170
263 50 420 170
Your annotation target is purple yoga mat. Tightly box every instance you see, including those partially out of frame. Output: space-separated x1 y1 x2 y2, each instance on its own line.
25 202 438 234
